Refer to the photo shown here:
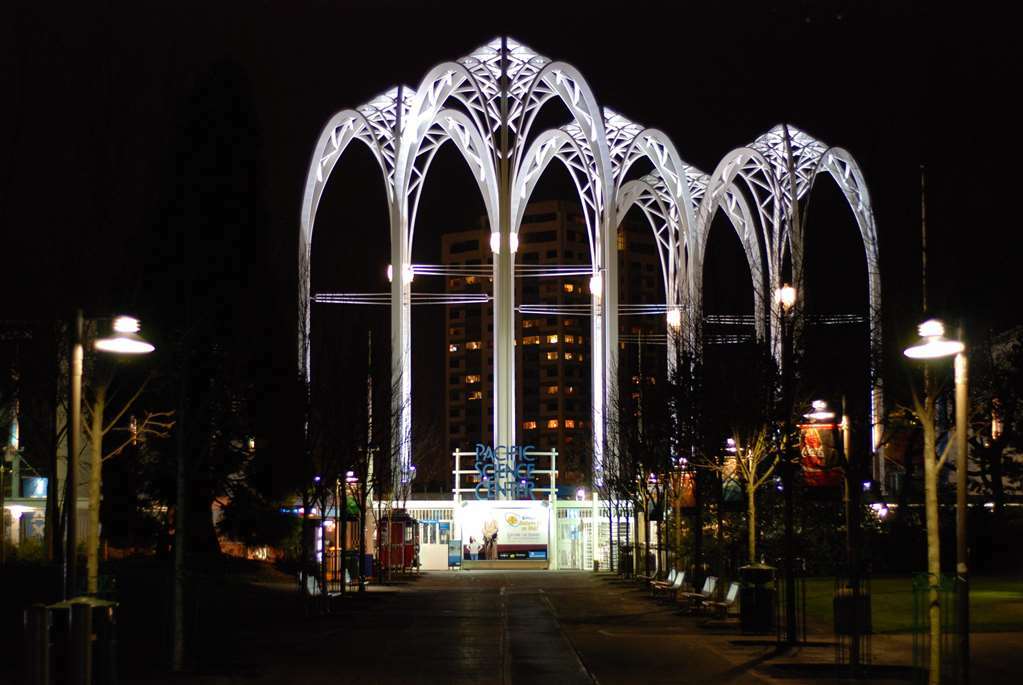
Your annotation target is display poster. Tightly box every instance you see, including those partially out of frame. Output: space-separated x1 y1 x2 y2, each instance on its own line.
447 538 462 567
799 423 843 487
458 500 549 561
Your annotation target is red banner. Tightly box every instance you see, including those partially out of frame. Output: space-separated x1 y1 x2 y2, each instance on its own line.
799 423 843 487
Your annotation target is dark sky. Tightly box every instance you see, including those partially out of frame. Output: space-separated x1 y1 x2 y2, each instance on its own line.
2 2 1015 432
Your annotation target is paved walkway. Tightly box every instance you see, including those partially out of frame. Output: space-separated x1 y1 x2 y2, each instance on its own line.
115 570 1023 684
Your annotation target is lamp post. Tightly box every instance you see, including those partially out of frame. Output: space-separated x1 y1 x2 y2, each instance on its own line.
65 312 154 599
904 319 969 684
807 399 865 670
775 283 798 644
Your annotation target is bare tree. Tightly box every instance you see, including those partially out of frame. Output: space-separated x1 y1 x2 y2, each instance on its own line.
700 426 777 564
82 373 173 593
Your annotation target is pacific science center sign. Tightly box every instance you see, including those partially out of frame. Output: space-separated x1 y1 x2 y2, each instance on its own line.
472 443 540 500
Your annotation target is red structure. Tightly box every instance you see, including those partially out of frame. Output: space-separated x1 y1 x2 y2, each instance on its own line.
375 509 419 574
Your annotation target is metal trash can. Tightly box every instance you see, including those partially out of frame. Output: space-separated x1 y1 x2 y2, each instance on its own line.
833 587 872 635
25 597 118 685
739 564 776 634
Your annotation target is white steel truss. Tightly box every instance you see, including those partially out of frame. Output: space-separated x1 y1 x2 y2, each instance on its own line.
298 37 883 500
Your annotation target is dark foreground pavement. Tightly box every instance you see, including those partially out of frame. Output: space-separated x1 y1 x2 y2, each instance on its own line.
39 568 1022 685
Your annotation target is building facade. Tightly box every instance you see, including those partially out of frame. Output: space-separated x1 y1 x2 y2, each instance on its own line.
443 200 662 487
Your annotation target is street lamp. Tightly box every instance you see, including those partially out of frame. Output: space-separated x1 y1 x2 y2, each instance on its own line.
65 311 154 598
775 284 798 644
904 318 969 684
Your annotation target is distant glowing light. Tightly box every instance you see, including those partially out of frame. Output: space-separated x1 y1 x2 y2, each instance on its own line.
804 400 835 421
774 284 796 310
113 316 140 334
904 319 965 359
666 308 681 330
490 232 501 254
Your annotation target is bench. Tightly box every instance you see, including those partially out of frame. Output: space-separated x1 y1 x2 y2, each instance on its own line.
652 571 686 600
303 569 356 596
649 568 676 592
676 576 717 612
702 581 740 619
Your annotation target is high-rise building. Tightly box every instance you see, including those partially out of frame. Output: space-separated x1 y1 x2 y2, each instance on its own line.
443 200 661 487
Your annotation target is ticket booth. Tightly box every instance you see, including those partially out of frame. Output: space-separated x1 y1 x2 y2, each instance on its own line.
375 509 419 574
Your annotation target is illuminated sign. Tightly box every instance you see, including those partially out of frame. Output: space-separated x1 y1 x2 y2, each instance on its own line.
473 443 538 500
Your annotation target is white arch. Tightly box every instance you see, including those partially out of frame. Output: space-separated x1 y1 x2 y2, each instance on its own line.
297 41 885 506
802 144 884 475
298 107 392 377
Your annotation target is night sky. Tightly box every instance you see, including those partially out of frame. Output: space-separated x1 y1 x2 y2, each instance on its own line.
2 2 1015 462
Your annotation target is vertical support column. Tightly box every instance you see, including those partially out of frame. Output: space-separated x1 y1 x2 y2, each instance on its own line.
548 449 558 570
591 491 600 570
390 221 412 499
493 38 515 499
590 274 604 489
391 86 412 501
603 214 620 489
872 382 885 490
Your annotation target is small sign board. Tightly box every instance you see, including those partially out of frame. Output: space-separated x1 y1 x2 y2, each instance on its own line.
447 538 462 567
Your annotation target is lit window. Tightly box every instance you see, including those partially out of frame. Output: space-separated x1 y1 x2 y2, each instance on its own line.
578 336 584 345
449 328 463 337
563 283 575 293
522 336 540 345
546 351 559 361
564 352 574 360
465 276 477 285
617 230 625 250
523 319 539 329
545 385 559 395
565 318 576 327
546 334 559 344
564 335 575 344
565 419 576 429
522 420 537 430
565 386 576 395
449 344 459 353
578 354 584 362
465 375 480 384
547 419 559 429
632 375 641 385
466 341 481 350
468 391 482 401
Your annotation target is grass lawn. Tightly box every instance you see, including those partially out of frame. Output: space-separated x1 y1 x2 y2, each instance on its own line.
804 576 1023 634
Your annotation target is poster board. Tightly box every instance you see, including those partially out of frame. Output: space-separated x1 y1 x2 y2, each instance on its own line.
458 500 549 561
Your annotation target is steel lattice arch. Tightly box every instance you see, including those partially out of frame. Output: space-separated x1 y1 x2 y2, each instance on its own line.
298 37 883 498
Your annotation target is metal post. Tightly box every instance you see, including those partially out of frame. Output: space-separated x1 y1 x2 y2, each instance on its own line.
25 604 51 685
66 309 83 600
780 307 797 644
70 601 92 685
1 456 6 566
842 402 861 671
955 352 970 685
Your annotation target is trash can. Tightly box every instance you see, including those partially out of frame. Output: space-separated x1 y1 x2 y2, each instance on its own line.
833 586 872 635
24 597 118 685
739 564 776 634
